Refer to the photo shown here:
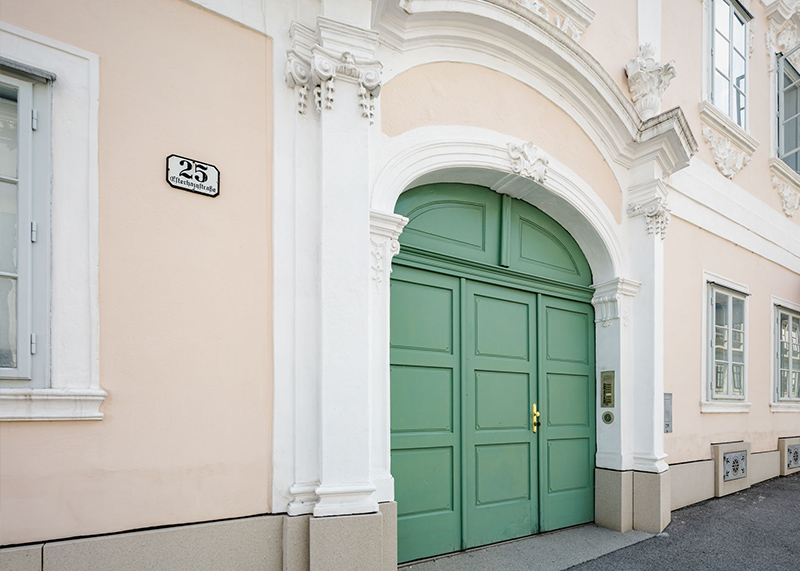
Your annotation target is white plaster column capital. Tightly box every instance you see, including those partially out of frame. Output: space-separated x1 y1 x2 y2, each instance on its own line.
285 19 382 122
628 198 671 239
625 43 677 121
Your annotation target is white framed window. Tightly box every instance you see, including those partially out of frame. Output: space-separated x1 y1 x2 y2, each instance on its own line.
1 66 51 390
701 272 750 413
777 46 800 173
0 23 103 421
710 0 751 129
772 297 800 412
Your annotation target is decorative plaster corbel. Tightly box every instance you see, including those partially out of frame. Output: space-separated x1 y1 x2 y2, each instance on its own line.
369 211 408 288
508 141 549 183
702 126 751 178
625 43 677 121
592 278 641 328
628 198 671 239
772 176 800 216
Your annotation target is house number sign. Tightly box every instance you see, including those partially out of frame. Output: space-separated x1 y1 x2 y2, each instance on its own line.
166 154 220 197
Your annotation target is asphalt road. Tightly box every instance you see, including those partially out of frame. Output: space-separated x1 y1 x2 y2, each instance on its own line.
569 472 800 571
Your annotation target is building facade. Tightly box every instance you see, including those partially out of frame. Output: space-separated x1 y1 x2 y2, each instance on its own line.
1 0 800 569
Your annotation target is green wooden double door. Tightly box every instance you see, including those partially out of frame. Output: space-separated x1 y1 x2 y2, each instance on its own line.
390 184 596 563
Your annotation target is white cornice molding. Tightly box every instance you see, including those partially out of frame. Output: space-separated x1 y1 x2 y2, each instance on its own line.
626 43 677 121
635 108 699 174
769 158 800 216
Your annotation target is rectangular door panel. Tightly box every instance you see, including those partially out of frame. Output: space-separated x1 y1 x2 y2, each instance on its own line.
538 296 595 532
464 281 538 549
391 266 462 563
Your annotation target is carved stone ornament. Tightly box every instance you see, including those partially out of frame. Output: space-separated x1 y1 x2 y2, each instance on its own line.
508 142 549 183
772 176 800 216
286 28 382 123
515 0 594 42
702 126 751 178
627 199 671 239
765 1 800 70
625 43 677 121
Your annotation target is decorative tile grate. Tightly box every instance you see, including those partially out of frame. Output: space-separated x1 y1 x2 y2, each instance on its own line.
723 451 747 481
789 445 800 470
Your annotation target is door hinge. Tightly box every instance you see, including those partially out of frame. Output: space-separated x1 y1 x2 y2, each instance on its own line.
31 109 39 131
30 333 37 355
30 221 38 242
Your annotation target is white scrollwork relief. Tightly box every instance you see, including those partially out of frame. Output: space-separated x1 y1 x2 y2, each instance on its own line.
702 126 751 178
515 0 594 42
286 26 382 122
591 278 640 328
772 176 800 216
625 43 677 121
628 199 671 239
508 142 549 183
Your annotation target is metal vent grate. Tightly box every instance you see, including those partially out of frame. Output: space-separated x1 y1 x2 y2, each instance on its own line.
723 451 747 481
788 445 800 470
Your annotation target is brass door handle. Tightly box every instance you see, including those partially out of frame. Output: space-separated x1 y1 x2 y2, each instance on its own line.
532 403 541 433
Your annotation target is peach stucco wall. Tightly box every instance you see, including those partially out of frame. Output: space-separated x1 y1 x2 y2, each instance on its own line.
664 217 800 464
381 62 623 223
0 0 274 545
580 0 638 97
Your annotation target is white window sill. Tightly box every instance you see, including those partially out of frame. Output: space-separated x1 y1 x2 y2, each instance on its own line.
700 399 751 413
0 389 106 421
770 402 800 413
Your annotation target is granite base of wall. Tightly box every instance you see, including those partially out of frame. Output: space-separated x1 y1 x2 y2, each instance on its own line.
0 502 397 571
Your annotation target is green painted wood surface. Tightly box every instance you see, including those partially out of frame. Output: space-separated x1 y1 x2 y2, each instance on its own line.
396 184 592 286
463 281 538 548
391 184 595 563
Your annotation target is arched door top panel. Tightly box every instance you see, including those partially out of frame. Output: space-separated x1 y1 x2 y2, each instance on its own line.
396 183 593 287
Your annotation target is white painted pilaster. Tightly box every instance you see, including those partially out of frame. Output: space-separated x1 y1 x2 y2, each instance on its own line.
637 0 662 60
368 211 408 502
592 278 640 471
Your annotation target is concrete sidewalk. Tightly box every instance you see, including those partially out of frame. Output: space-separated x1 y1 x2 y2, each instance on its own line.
400 525 653 571
401 472 800 571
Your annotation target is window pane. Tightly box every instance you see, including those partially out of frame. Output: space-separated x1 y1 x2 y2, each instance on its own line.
732 331 744 363
0 88 18 179
732 12 746 55
785 79 799 119
0 180 17 274
735 91 746 128
0 276 16 368
714 71 730 116
792 318 800 371
733 54 745 90
781 314 791 369
715 292 729 327
715 327 729 361
783 149 800 172
715 0 730 36
715 362 728 395
781 370 789 399
732 364 744 396
793 371 800 399
732 298 744 330
715 33 730 76
785 116 799 155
